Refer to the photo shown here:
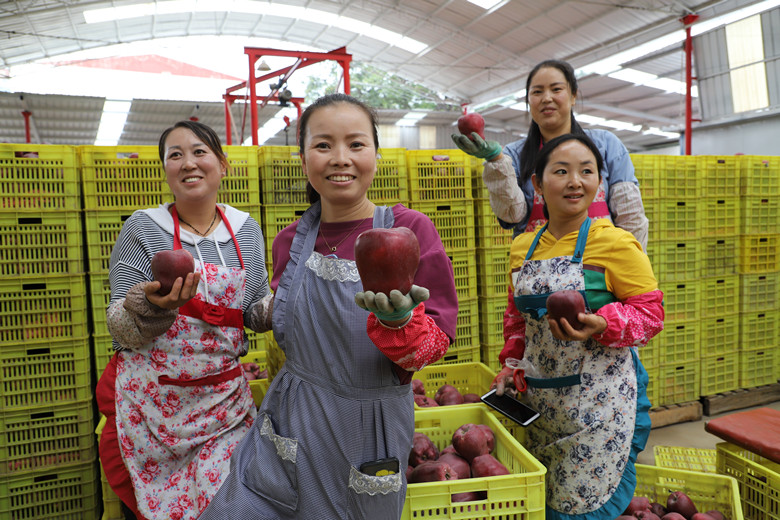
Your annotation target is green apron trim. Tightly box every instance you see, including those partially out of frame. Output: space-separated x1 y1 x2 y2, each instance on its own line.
525 374 581 388
583 268 618 311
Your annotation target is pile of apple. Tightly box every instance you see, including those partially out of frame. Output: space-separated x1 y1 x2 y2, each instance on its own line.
407 424 510 502
242 362 267 381
412 380 482 407
618 492 727 520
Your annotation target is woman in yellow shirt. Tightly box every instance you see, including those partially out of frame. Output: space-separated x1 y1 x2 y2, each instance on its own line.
493 133 664 520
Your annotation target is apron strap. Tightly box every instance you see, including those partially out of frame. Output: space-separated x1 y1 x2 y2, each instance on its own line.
571 218 591 264
525 374 581 388
158 365 243 387
171 204 244 269
179 298 244 328
524 223 548 261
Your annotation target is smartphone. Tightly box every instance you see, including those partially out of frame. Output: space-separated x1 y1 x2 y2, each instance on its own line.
481 389 540 427
360 457 400 476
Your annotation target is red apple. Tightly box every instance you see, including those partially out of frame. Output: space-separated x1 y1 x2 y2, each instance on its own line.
414 394 439 407
546 289 587 331
636 512 662 520
435 384 464 405
354 227 420 295
667 491 698 520
457 112 485 140
623 496 651 516
691 514 716 520
412 379 426 395
451 423 489 462
650 503 668 518
463 393 481 403
662 513 687 520
704 511 725 520
151 249 195 295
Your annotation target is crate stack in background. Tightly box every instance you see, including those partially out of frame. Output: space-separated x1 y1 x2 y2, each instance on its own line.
736 156 780 388
0 144 99 519
634 155 702 407
469 157 514 372
406 149 480 365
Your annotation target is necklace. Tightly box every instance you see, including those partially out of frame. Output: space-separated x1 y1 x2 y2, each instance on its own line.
319 217 370 253
178 212 218 237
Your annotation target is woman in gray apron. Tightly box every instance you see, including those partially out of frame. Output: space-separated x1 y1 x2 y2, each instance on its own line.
201 94 458 519
493 134 664 520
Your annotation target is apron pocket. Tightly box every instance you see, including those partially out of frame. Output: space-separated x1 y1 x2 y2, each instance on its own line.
346 466 403 520
240 413 299 511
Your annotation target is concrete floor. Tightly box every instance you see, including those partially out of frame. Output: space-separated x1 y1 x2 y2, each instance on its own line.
637 399 780 466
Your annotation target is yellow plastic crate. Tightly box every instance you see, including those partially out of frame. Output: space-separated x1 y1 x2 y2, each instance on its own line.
650 239 701 282
660 280 700 322
79 145 260 210
739 310 779 350
700 275 739 318
372 148 410 204
700 156 742 199
437 298 480 366
699 315 739 357
701 236 739 278
449 250 478 302
93 333 115 381
656 363 699 406
0 211 84 278
739 234 780 273
478 295 506 347
739 272 780 313
0 144 81 212
261 204 309 255
0 337 92 413
0 400 95 476
659 156 700 199
410 200 476 254
716 441 779 520
413 362 497 402
657 320 700 365
743 197 780 234
653 445 717 473
474 199 514 250
634 463 743 520
657 199 701 239
739 347 779 388
700 352 739 396
95 416 123 520
702 197 740 237
476 247 511 299
406 149 472 202
0 460 99 520
403 406 546 520
258 146 305 204
741 156 780 197
630 154 662 200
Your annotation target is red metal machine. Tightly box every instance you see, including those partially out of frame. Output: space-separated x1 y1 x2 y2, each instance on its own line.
223 46 352 145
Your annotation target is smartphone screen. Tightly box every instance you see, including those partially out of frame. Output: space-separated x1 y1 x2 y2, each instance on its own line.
481 389 540 427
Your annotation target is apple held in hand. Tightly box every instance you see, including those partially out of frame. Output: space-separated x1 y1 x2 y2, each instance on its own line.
546 289 587 331
354 227 420 295
457 112 485 140
151 249 195 295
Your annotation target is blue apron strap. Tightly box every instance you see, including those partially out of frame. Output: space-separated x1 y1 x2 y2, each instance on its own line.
525 374 581 388
524 223 548 261
571 218 591 264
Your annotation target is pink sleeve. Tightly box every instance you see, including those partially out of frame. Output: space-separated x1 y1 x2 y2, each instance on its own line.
591 289 665 348
366 302 451 371
499 287 526 366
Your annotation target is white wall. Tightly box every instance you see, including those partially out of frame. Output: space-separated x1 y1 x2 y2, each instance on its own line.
690 113 780 155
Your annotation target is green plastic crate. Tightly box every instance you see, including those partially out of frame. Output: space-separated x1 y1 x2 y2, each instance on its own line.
0 144 80 212
0 211 84 278
403 406 546 520
739 234 780 273
739 347 778 388
653 445 718 473
0 275 88 344
702 197 740 237
700 275 740 318
0 337 92 413
739 272 780 313
411 200 476 254
701 236 739 277
476 247 511 298
634 464 743 520
0 401 95 476
700 352 740 396
716 441 779 520
0 461 99 520
406 149 472 202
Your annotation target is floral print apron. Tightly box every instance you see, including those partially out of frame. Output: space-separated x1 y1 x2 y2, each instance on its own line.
512 218 648 519
114 205 256 519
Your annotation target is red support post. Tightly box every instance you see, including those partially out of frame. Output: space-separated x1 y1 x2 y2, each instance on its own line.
21 110 32 143
681 14 699 156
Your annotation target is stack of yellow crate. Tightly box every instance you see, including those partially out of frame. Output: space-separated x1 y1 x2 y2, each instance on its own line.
736 156 780 386
469 157 514 372
406 149 480 364
0 144 98 519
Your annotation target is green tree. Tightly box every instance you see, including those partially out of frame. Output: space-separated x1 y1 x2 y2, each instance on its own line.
305 62 458 111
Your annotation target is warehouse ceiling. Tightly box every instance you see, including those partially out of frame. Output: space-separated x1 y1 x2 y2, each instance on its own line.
0 0 772 151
